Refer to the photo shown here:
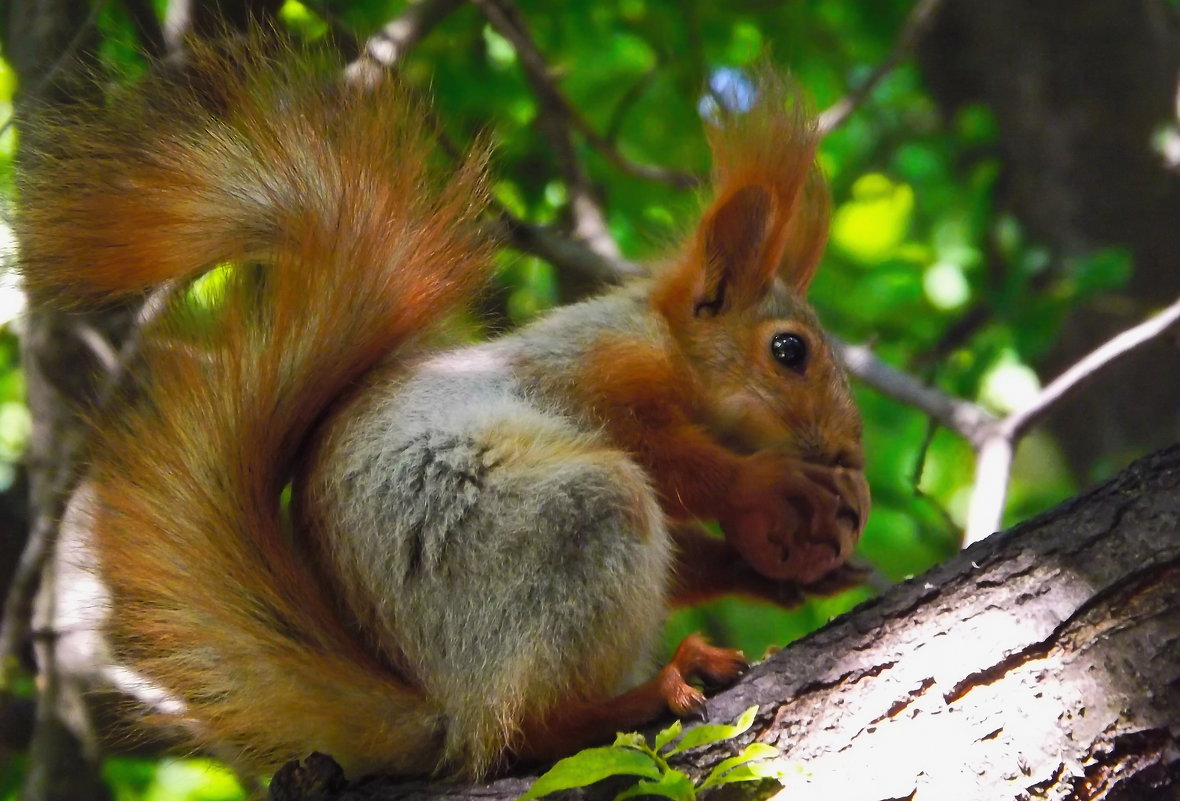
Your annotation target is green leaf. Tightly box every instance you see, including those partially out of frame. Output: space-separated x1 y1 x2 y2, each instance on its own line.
653 719 683 752
699 764 772 786
666 706 758 756
614 770 696 801
716 757 808 784
831 173 915 266
700 743 780 789
613 732 647 751
137 758 244 801
1068 248 1132 295
519 748 661 801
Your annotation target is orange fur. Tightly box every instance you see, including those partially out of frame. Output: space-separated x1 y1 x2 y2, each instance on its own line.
652 72 827 326
572 335 745 518
19 47 489 775
702 71 828 293
18 51 866 780
572 75 867 583
515 634 746 764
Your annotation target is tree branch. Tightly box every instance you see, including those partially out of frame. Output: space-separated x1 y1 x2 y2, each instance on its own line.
473 0 622 262
964 294 1180 544
0 288 173 686
0 0 106 144
344 0 466 82
836 292 1180 548
837 340 996 444
1001 294 1180 442
486 213 644 285
816 0 947 135
270 444 1180 801
474 0 696 204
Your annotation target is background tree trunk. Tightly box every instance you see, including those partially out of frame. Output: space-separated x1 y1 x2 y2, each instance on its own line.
277 444 1180 801
917 0 1180 479
5 2 124 798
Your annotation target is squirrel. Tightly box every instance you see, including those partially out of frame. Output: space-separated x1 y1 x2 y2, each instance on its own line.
16 44 869 781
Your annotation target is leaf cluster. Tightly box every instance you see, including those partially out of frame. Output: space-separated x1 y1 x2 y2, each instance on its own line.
519 707 802 801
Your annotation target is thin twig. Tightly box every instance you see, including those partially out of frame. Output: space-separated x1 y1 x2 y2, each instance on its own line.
487 212 644 286
837 340 997 445
963 296 1180 545
334 0 643 286
964 435 1014 546
0 0 110 688
579 125 700 189
604 64 660 145
474 0 623 262
473 0 698 192
908 418 962 540
344 0 465 83
121 0 167 60
817 0 946 135
73 323 120 373
1001 296 1180 440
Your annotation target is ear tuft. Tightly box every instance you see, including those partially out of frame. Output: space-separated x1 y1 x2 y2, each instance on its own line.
654 68 831 325
703 68 829 296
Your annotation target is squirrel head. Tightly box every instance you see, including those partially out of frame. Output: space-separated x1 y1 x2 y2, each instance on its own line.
653 73 867 575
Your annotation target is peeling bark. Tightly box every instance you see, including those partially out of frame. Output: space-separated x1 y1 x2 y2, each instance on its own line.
275 445 1180 801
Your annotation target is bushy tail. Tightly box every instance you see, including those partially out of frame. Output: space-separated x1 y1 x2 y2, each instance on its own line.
18 45 489 775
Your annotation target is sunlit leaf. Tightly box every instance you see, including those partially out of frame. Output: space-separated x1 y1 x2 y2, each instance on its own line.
923 261 970 310
483 25 517 68
653 719 683 751
187 264 235 313
979 354 1041 414
519 748 661 801
614 770 696 801
700 742 780 788
279 0 329 40
666 706 758 755
831 173 915 266
613 731 647 750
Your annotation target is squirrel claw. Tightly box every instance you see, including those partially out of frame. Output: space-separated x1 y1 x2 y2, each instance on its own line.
663 679 707 718
671 634 747 687
658 634 748 719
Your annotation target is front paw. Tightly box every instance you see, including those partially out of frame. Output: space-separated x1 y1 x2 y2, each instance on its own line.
720 453 869 583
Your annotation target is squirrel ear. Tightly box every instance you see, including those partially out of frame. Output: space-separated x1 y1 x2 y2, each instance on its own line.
776 163 830 295
694 184 778 315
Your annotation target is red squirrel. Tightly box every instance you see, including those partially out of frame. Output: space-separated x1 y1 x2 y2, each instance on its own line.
16 45 869 779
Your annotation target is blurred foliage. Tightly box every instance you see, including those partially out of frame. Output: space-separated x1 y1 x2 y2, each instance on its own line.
5 757 245 801
0 0 1137 796
102 758 244 801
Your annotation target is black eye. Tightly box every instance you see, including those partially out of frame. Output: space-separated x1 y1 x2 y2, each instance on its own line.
770 332 808 373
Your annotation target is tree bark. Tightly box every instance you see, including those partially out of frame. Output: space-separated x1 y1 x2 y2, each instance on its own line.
274 444 1180 801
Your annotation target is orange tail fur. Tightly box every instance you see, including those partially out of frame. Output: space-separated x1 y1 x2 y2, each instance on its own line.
17 47 489 774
